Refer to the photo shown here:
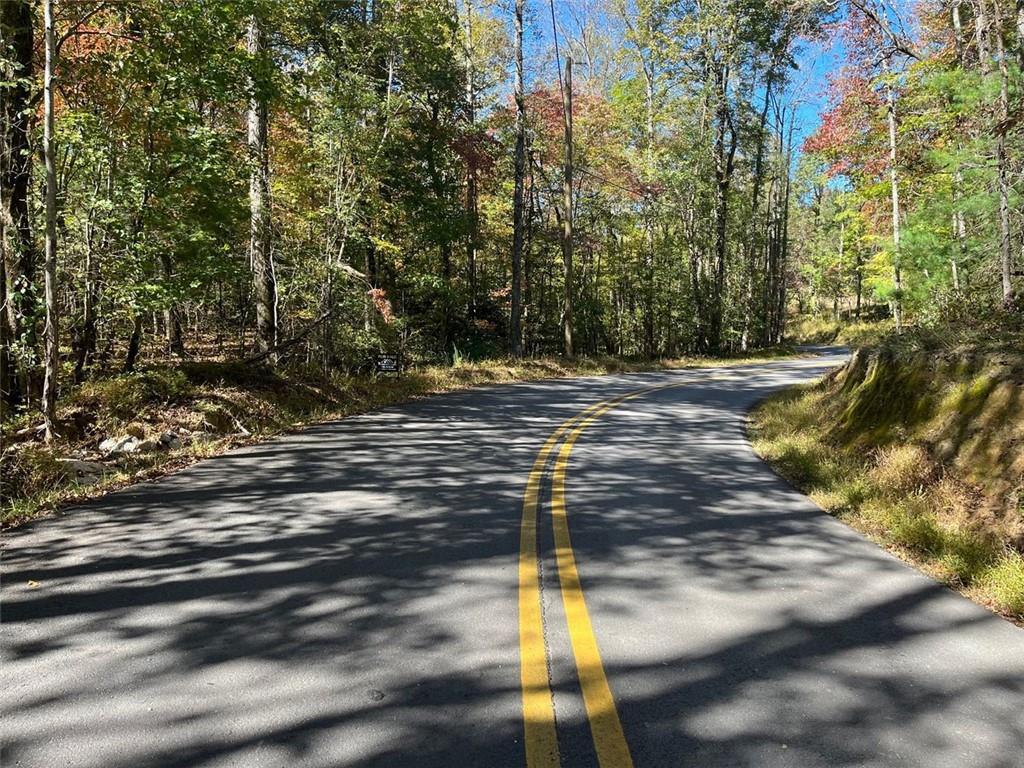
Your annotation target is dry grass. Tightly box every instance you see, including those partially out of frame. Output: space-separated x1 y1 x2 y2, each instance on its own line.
750 342 1024 623
786 316 893 347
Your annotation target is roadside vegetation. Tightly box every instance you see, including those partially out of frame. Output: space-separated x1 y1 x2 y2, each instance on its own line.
751 325 1024 622
785 316 894 348
2 346 797 527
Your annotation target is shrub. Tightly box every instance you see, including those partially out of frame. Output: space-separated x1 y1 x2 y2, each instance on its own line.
74 369 193 420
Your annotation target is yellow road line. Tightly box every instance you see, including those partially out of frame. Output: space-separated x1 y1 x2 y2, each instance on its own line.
519 400 607 768
520 373 736 767
549 388 666 768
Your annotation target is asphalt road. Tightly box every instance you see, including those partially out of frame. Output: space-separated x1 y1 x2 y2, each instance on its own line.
3 348 1023 768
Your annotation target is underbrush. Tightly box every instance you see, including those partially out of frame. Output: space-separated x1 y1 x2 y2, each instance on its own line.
786 315 893 347
750 339 1024 622
2 348 797 527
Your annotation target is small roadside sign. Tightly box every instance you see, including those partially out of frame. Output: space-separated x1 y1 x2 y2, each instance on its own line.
376 353 400 375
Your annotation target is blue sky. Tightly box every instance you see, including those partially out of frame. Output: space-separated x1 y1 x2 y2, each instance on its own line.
500 0 844 156
790 32 843 153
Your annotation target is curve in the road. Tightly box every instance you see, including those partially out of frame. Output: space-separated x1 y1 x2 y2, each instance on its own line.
5 349 1023 768
524 374 744 768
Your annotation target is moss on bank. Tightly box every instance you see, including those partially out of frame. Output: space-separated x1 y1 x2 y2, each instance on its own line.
750 338 1024 622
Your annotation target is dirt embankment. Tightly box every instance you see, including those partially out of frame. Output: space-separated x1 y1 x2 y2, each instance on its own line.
833 345 1023 547
751 337 1024 621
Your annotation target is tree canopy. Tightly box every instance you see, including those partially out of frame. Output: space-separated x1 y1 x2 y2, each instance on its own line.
1 0 1020 429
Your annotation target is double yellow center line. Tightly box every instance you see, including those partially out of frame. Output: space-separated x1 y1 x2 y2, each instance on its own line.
518 379 710 767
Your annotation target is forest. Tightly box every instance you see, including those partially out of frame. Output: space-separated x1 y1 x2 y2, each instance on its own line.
1 0 1021 441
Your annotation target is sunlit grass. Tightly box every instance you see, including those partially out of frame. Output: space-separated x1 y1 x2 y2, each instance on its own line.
981 553 1024 617
750 352 1024 622
785 315 893 347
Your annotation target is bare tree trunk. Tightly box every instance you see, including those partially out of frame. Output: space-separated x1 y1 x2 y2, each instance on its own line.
124 315 142 373
1 0 36 410
510 0 525 356
247 13 277 358
741 72 773 352
952 0 966 61
993 3 1014 305
425 99 453 357
463 0 478 317
561 57 574 357
642 60 655 358
855 250 863 317
776 115 795 344
951 0 967 292
524 148 537 354
160 253 185 355
883 58 903 331
1017 0 1024 68
0 252 9 418
41 0 59 440
837 220 845 321
709 59 737 354
74 164 105 382
974 0 991 67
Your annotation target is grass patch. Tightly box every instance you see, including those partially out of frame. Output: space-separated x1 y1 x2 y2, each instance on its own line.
2 349 799 528
750 339 1024 623
786 315 893 347
981 553 1024 618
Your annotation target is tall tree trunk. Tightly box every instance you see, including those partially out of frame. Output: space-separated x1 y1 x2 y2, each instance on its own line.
41 0 59 440
993 2 1014 305
952 0 966 62
709 59 736 354
425 100 453 357
524 147 537 354
0 251 9 418
855 250 863 317
683 189 704 351
974 0 991 67
561 57 574 357
160 252 185 355
837 220 845 320
951 0 967 291
883 58 903 331
247 13 277 358
741 72 774 352
74 163 105 383
775 115 795 344
642 60 655 358
1017 0 1024 68
463 0 478 317
75 241 100 381
510 0 525 356
1 0 36 410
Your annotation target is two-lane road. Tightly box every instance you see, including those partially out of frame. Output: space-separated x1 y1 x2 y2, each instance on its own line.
3 349 1023 767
